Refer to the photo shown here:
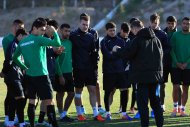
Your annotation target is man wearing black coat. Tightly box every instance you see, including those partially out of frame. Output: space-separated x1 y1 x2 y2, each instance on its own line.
149 13 170 113
113 20 164 127
162 16 179 112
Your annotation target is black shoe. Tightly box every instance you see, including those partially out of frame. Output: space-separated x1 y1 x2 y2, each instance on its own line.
60 115 74 122
23 125 31 127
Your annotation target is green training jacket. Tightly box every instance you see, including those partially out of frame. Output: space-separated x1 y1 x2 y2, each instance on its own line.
13 32 61 76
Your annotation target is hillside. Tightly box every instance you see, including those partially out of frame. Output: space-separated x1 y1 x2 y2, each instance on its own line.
0 0 190 36
0 6 103 36
112 0 190 28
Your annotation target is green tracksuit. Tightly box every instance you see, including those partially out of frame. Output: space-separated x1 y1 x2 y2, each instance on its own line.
2 33 15 56
13 32 61 76
56 39 72 75
171 30 190 69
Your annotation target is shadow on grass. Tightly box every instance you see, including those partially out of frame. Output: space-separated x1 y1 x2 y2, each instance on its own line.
0 115 189 127
58 113 190 127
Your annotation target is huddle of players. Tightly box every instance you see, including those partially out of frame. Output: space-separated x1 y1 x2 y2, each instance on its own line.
1 13 104 127
1 12 190 127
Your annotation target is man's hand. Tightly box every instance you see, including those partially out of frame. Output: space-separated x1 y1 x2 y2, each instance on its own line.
176 63 183 70
53 46 64 55
59 75 65 86
112 45 121 52
181 63 188 70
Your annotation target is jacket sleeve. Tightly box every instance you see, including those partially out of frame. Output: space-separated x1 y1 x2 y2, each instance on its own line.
2 57 11 74
186 57 190 63
91 31 99 70
170 34 178 65
13 46 28 70
38 32 61 47
100 39 118 60
2 37 9 57
114 39 138 60
47 47 58 58
161 32 171 54
2 43 13 74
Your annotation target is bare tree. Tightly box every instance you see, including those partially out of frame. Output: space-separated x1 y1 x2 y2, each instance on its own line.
3 0 6 10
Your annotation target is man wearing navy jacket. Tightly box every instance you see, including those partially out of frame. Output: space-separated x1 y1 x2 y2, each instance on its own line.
79 13 105 114
70 14 104 121
116 22 132 118
101 22 131 120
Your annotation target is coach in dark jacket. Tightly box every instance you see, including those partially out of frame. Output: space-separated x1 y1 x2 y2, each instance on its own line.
113 20 164 127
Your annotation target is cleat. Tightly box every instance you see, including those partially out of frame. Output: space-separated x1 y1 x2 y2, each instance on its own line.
171 108 178 117
178 107 181 113
14 116 19 125
36 121 51 127
4 122 9 127
133 112 140 119
77 115 87 121
6 121 15 127
20 124 31 127
94 114 105 122
60 115 74 122
122 114 133 121
180 111 188 117
24 121 30 125
105 114 112 121
4 116 9 126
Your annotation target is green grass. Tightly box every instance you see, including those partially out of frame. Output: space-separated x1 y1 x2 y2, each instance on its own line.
0 47 190 127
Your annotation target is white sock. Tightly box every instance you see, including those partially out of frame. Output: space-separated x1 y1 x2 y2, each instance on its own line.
174 102 178 109
122 112 126 116
106 111 111 115
92 107 98 117
181 106 185 111
14 114 18 123
76 106 82 115
60 111 67 118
